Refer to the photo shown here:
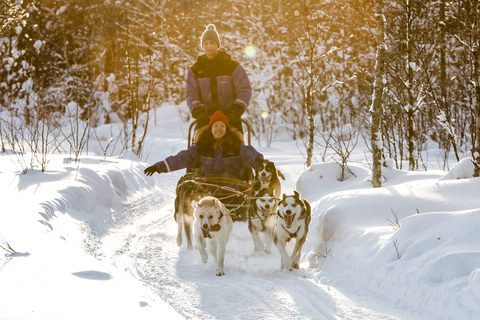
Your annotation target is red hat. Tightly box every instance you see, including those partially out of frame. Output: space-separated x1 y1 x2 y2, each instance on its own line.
208 110 230 128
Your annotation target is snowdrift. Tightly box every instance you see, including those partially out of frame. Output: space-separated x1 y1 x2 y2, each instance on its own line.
0 154 182 320
298 159 480 319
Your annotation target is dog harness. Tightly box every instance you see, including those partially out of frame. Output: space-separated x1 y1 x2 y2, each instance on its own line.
252 205 276 220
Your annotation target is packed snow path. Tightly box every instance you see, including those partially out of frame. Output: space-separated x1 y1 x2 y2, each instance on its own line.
97 189 411 320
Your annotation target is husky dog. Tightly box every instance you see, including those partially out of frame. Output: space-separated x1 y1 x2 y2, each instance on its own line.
255 159 285 200
193 196 233 276
274 191 311 271
248 187 277 253
175 179 210 250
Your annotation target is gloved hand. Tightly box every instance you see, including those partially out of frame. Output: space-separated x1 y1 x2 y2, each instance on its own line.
226 104 244 123
192 106 209 127
144 165 160 176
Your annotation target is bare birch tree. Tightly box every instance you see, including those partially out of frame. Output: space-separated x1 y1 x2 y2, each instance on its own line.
446 0 480 176
371 0 386 188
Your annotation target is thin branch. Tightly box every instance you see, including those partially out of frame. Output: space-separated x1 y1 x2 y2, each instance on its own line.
387 208 401 230
393 238 401 260
0 235 15 254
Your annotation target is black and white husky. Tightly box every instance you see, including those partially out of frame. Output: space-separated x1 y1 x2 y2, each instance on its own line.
248 187 277 253
274 191 311 271
255 159 285 200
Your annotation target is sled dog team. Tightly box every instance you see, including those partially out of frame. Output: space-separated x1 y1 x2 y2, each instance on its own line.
142 24 310 276
175 159 311 276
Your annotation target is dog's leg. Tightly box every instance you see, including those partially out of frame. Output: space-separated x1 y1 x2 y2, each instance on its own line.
208 239 218 263
290 235 307 269
194 230 208 264
276 241 293 271
216 240 227 276
264 217 276 253
184 213 194 250
248 219 264 252
274 232 293 271
175 206 184 247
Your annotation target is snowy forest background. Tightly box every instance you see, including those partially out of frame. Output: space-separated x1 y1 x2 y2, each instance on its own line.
1 0 480 179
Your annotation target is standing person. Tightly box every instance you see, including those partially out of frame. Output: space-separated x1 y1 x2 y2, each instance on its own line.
144 110 263 180
186 24 252 134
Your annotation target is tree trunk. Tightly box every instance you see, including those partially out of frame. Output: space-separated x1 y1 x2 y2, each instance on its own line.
473 43 480 176
371 0 385 188
439 0 460 164
305 79 315 168
405 1 416 171
407 108 416 170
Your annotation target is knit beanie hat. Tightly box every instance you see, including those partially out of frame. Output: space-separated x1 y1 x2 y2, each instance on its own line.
209 110 230 128
201 24 221 48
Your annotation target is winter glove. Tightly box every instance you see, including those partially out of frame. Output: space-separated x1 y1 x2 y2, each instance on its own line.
226 104 244 123
144 165 160 176
192 106 209 127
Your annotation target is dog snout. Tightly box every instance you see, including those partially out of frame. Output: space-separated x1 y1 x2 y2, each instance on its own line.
286 209 291 215
265 204 270 209
202 223 209 229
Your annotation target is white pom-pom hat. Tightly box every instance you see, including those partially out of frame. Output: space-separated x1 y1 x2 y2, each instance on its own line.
201 24 221 48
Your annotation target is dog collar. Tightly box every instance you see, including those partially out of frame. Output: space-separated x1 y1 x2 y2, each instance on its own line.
254 207 275 220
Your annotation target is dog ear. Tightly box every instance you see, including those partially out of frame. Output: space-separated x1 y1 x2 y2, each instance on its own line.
277 169 286 180
293 191 301 199
215 198 229 217
197 197 211 207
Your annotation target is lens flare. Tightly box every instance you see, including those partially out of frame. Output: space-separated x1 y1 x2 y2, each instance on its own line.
245 45 257 58
261 111 269 119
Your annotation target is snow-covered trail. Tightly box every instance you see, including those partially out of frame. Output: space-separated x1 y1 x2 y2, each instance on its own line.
97 187 404 320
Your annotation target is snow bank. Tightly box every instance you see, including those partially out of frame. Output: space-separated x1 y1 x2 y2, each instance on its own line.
0 154 182 320
299 160 480 319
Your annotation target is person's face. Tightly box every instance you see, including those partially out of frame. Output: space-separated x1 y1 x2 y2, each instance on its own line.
203 40 219 59
211 121 227 140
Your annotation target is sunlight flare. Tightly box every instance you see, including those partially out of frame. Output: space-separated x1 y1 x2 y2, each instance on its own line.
245 45 257 58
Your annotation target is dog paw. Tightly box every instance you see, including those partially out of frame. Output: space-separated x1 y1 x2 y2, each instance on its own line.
176 236 182 247
292 263 299 269
283 262 293 271
216 271 225 276
187 243 193 251
201 253 208 264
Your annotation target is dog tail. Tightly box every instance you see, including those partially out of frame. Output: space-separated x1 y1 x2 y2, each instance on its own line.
277 170 286 180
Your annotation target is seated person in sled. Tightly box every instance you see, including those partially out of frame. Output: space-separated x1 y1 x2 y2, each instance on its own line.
144 110 263 182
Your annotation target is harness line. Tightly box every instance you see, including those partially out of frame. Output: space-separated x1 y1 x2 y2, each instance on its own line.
197 181 280 201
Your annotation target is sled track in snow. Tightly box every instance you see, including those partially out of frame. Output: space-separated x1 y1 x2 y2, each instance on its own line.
98 190 406 320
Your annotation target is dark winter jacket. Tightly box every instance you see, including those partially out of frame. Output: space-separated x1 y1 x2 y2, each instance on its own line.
153 127 263 180
186 51 252 116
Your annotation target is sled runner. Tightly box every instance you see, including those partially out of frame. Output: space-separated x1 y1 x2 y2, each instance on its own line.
183 119 255 221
